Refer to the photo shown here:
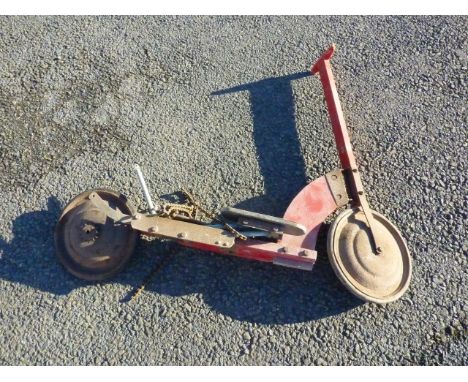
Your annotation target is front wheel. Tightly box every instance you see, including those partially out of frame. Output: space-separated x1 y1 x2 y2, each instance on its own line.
327 207 412 304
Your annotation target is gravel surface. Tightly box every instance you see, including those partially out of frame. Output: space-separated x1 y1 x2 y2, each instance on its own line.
0 16 466 365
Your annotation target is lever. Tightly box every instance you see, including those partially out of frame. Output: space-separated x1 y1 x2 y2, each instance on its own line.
134 164 158 215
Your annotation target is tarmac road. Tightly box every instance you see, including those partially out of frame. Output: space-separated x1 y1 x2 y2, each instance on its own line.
0 16 466 365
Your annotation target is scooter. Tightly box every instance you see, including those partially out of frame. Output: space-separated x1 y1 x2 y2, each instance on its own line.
55 45 412 304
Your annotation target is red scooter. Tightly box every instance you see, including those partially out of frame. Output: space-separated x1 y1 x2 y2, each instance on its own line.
55 45 412 304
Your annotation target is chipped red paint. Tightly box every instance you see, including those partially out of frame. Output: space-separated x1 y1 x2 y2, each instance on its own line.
281 175 338 250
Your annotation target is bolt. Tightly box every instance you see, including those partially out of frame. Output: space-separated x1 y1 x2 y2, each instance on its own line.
353 168 358 173
376 247 383 255
82 223 95 233
148 226 158 233
336 194 342 199
214 240 220 245
177 232 187 239
331 174 337 180
358 191 364 195
299 250 311 257
281 247 290 253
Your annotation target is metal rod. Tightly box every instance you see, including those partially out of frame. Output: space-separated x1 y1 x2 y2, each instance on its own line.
207 225 274 238
134 164 157 215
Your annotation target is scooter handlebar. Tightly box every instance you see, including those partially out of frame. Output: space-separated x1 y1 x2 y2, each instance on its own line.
311 44 336 75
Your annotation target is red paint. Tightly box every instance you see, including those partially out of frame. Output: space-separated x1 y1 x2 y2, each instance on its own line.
282 175 338 249
311 44 357 171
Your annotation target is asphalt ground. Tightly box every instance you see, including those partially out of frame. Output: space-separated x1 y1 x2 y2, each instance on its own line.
0 16 466 365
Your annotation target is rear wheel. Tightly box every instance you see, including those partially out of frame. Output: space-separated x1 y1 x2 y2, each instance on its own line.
55 189 138 281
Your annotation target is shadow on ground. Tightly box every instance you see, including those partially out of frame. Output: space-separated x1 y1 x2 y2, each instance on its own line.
0 72 362 324
212 71 310 216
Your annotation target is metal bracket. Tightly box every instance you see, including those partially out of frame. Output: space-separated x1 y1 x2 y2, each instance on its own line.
324 169 350 208
131 215 236 248
88 192 131 223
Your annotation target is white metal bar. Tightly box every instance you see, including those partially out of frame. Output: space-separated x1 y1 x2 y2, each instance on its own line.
134 164 157 215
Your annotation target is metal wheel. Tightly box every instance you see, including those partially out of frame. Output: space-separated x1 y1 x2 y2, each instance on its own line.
55 189 138 281
327 207 412 304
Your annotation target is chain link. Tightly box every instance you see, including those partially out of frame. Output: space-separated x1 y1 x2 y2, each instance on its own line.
159 202 197 219
130 246 175 302
180 189 247 241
